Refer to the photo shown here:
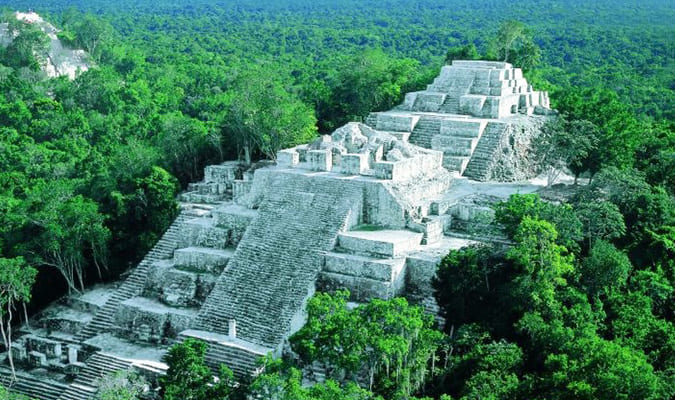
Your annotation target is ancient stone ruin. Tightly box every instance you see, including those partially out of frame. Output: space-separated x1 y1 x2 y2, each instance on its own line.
0 61 554 399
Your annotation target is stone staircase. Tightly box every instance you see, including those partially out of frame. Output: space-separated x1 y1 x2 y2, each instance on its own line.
0 368 69 400
57 353 133 400
192 173 364 374
463 121 507 181
408 116 442 149
74 212 191 342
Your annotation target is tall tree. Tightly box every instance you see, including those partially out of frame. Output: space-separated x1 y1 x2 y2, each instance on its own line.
221 68 317 164
489 20 540 71
25 182 109 293
0 257 37 379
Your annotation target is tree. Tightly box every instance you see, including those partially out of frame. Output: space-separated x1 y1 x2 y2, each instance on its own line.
507 217 574 312
325 49 425 130
221 68 317 163
0 257 37 379
494 194 582 252
291 291 444 399
580 240 631 297
566 120 602 183
444 44 480 64
533 117 594 187
26 182 109 293
161 338 235 400
574 200 625 248
2 15 50 71
433 244 503 330
154 112 219 185
248 357 382 400
70 14 113 62
489 21 540 71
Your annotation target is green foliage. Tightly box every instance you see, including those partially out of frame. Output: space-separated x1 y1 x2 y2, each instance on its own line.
574 200 625 247
291 291 444 399
0 385 35 399
24 183 110 293
1 15 50 70
161 338 235 400
220 68 317 163
488 20 540 71
444 44 480 65
580 240 631 297
507 217 574 311
433 244 504 329
494 193 582 252
533 117 599 185
96 370 146 400
0 256 37 377
318 49 428 131
248 357 383 400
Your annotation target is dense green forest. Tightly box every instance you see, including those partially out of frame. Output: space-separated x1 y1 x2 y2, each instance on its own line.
0 0 673 399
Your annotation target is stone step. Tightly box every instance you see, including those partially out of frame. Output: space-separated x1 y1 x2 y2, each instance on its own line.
0 367 68 400
319 252 407 301
439 118 487 138
337 229 423 258
173 247 234 273
374 112 419 132
443 156 470 174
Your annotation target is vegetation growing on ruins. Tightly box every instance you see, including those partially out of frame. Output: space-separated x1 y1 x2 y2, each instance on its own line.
0 0 672 398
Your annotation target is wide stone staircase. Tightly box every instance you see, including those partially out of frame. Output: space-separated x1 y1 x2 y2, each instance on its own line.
190 173 364 375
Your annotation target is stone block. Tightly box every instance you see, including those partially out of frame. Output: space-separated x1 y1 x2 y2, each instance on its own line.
403 92 419 109
440 119 485 137
28 351 48 368
159 269 198 306
276 149 299 167
318 271 401 302
25 335 62 358
115 297 197 342
174 247 232 273
323 252 405 282
341 153 368 175
204 164 237 184
64 361 86 377
414 92 446 111
459 95 486 116
452 60 512 69
67 345 79 364
376 113 419 132
309 150 332 172
13 343 27 363
338 230 423 257
181 218 229 249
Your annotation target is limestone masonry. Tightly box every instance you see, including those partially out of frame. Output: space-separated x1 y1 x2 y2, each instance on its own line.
1 61 554 399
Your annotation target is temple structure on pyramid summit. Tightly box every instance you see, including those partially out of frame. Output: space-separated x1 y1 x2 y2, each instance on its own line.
0 60 557 400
